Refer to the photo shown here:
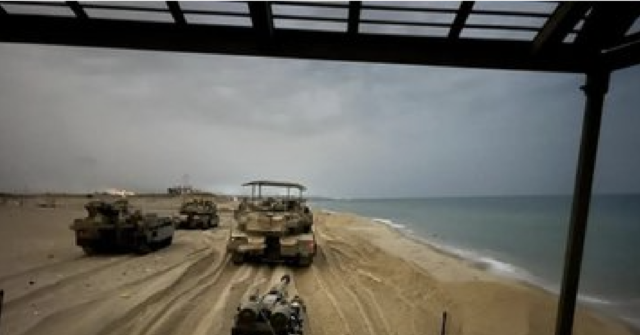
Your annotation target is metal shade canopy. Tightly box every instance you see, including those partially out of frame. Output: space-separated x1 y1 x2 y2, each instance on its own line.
1 2 639 335
0 1 638 72
243 180 307 191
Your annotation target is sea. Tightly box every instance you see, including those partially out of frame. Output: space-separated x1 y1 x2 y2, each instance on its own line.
310 194 640 330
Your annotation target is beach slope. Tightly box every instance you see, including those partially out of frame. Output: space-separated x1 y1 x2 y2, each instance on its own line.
0 197 634 335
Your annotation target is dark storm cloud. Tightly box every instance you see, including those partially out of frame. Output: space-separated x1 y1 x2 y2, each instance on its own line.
0 42 639 197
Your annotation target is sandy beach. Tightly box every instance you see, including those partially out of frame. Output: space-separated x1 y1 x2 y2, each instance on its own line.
0 195 635 335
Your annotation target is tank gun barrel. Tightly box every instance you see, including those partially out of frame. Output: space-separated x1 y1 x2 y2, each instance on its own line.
268 274 291 296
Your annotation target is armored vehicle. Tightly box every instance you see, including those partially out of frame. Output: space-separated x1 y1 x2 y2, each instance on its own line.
227 181 316 266
70 199 175 255
175 198 219 229
232 274 307 335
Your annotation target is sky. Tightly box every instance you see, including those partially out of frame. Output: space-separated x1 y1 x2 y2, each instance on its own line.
0 42 639 198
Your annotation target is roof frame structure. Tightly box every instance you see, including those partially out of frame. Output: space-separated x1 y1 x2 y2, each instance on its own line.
532 2 591 54
67 1 88 20
0 1 637 73
347 1 361 34
249 1 273 38
576 3 640 50
449 1 474 39
0 2 639 335
166 1 186 25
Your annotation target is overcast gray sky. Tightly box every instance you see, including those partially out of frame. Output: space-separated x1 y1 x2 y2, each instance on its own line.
1 42 639 198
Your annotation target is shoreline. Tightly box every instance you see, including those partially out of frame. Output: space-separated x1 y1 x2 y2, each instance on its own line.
317 209 640 335
1 196 637 335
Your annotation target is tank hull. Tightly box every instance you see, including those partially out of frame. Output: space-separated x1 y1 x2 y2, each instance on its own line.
228 233 316 266
176 213 219 230
71 201 175 255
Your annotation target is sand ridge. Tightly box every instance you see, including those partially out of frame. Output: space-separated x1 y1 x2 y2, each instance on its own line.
0 197 636 335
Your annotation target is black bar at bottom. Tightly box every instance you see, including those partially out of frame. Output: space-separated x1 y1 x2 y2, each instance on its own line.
555 70 610 335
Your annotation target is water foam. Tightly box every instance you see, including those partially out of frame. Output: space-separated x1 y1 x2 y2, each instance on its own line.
578 294 614 305
317 201 640 332
372 217 406 230
433 244 535 282
367 215 537 284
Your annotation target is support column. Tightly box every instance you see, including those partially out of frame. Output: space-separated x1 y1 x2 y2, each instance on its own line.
555 69 610 335
0 289 4 329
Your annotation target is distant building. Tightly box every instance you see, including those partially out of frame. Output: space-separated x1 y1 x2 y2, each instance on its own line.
167 186 194 195
102 188 135 197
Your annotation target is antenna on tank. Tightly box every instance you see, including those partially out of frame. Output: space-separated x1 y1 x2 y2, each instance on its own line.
180 173 190 204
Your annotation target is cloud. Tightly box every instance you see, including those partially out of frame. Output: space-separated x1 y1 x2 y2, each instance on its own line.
1 42 639 197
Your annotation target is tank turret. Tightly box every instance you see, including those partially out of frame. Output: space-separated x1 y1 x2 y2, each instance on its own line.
227 181 317 266
70 199 175 255
232 275 307 335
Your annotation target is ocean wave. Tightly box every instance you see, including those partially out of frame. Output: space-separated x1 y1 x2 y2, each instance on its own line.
578 294 614 305
442 246 531 278
317 204 640 331
476 256 521 275
399 238 548 287
371 217 406 230
366 216 530 280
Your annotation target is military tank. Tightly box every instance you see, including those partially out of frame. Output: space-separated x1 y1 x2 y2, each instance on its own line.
227 181 316 266
70 199 175 255
232 274 307 335
175 198 219 229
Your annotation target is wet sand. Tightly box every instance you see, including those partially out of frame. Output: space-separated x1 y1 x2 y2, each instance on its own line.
0 196 635 335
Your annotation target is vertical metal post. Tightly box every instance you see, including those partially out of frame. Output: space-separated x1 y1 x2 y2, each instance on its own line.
555 69 610 335
0 289 4 333
440 311 448 335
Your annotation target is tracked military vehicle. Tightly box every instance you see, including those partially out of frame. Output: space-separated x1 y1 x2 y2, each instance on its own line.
227 181 316 266
232 274 307 335
70 199 175 255
175 198 219 229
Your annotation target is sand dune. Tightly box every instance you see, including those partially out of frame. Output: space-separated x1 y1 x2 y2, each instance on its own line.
0 197 635 335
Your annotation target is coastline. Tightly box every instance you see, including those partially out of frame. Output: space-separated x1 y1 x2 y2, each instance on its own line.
315 209 639 335
0 195 636 335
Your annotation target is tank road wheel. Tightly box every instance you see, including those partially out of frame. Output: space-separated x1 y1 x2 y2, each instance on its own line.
297 255 312 267
82 246 96 256
232 252 245 265
163 236 173 248
201 219 210 230
136 239 152 255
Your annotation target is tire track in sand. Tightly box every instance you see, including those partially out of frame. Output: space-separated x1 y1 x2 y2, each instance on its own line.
16 246 218 335
96 250 231 335
2 255 137 308
294 236 381 335
19 259 192 335
189 264 263 335
318 217 449 335
320 240 391 335
3 231 212 309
